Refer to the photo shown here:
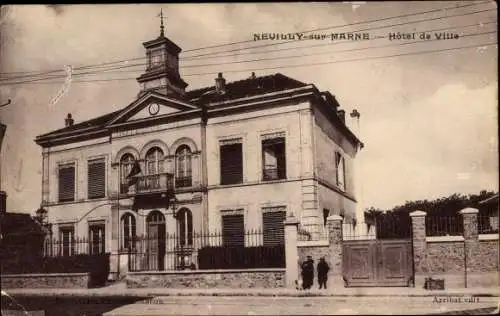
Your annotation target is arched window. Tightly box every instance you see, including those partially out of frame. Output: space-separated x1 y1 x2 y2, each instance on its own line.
145 147 164 175
120 154 135 193
145 147 164 189
147 210 165 225
176 208 193 246
121 213 136 250
175 145 192 188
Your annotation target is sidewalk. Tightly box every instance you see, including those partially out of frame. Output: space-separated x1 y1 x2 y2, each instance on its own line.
4 282 499 298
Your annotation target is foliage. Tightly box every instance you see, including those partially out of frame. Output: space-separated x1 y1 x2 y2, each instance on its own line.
363 191 498 238
364 190 498 220
1 253 110 287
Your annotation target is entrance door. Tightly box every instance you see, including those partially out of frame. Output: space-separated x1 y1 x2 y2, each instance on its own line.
146 211 166 271
343 239 413 287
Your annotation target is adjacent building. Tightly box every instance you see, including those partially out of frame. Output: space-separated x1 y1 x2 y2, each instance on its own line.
35 25 363 275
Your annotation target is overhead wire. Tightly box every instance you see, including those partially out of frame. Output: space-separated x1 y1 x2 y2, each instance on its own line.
1 41 495 85
0 0 493 80
0 17 495 85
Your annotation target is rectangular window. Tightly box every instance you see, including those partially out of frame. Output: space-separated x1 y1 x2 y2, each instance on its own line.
323 209 330 226
220 139 243 185
222 213 244 247
262 135 286 181
88 158 106 199
58 163 76 202
59 226 75 256
262 208 286 246
335 152 346 191
89 223 105 255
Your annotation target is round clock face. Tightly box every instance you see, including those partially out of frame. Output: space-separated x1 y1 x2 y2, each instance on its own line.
149 103 160 115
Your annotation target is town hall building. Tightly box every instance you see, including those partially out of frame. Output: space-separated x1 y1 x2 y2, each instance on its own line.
35 20 363 276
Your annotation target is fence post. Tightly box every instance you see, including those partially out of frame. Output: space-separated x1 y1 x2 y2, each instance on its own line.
410 210 427 288
326 214 343 287
459 207 479 288
284 214 299 289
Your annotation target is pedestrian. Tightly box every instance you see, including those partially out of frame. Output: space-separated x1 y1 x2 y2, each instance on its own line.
317 257 330 290
301 255 315 289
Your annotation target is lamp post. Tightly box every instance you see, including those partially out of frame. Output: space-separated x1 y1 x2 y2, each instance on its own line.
111 162 122 278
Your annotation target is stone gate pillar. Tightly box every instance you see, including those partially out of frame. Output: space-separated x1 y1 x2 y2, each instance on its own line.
327 215 343 287
410 210 427 288
460 207 479 288
284 214 299 289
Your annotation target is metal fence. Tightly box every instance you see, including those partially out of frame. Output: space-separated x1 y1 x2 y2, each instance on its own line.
297 224 329 241
128 229 285 272
343 216 411 240
42 236 105 257
425 216 463 237
478 215 499 234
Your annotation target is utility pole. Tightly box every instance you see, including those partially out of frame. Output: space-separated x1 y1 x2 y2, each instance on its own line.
0 98 10 237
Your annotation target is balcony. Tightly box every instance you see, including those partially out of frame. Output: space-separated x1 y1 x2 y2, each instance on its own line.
175 176 192 188
127 173 173 195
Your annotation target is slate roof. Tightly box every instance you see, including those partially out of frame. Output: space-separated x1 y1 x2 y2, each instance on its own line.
186 73 308 105
36 73 309 140
37 109 122 139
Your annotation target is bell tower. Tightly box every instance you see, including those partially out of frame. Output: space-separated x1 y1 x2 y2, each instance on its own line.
136 9 188 99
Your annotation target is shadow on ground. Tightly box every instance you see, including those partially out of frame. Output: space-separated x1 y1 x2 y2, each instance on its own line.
1 294 151 316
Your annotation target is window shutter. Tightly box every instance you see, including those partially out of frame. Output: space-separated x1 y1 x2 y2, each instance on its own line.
222 214 244 247
220 143 243 185
58 164 75 202
88 159 106 199
263 211 286 246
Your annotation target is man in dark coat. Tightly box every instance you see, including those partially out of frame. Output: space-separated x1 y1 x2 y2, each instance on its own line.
317 257 330 289
301 256 315 289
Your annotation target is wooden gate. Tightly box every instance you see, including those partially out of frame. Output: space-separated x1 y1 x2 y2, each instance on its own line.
342 218 414 287
343 239 413 287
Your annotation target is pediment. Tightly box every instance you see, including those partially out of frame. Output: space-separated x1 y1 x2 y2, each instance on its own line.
107 91 198 126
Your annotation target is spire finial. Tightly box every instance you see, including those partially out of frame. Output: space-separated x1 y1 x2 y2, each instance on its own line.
159 8 165 37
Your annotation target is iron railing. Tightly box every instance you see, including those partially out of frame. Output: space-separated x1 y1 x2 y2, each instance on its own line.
263 168 286 181
425 216 463 237
42 236 106 257
175 176 192 188
297 224 329 241
128 229 285 272
134 172 173 193
343 216 411 240
478 215 499 234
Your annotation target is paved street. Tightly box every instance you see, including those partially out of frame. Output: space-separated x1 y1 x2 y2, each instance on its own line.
103 296 499 315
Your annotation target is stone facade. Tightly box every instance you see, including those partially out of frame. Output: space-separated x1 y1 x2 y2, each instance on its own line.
472 240 499 272
424 242 465 273
126 269 285 289
1 273 91 289
298 244 329 263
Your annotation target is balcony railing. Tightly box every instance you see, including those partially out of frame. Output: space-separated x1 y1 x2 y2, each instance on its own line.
262 167 286 181
133 173 173 194
175 176 192 188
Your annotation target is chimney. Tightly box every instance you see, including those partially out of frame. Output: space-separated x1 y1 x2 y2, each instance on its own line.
65 113 74 127
250 72 256 79
337 109 346 124
215 73 226 94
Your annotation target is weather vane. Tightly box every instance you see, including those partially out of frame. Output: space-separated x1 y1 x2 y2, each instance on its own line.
158 8 165 37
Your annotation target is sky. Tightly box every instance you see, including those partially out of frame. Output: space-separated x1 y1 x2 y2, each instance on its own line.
0 2 497 213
